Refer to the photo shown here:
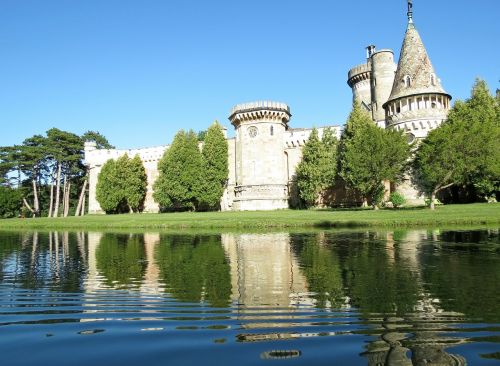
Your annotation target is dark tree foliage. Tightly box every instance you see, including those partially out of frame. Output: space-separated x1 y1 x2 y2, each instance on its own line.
82 130 115 149
0 186 22 218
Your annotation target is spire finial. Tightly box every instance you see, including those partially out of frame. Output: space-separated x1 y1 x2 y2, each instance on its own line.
407 0 413 23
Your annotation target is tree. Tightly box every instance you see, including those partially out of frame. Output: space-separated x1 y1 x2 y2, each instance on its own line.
339 102 410 208
82 130 114 149
96 159 123 213
153 130 203 211
124 155 148 212
95 154 147 213
295 128 338 207
414 79 500 208
45 128 84 217
198 121 228 211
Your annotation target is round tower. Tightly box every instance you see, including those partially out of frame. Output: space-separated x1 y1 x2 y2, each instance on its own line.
228 101 291 211
370 49 397 126
347 63 372 108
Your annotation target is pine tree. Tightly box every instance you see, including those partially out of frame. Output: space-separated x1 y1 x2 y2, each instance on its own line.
198 121 228 211
339 102 410 208
153 130 203 211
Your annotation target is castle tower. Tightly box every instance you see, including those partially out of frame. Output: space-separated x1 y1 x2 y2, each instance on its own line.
229 101 291 211
383 1 451 142
347 45 397 128
347 50 372 110
370 49 397 126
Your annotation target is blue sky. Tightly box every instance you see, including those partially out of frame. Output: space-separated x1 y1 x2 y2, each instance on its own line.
0 0 498 149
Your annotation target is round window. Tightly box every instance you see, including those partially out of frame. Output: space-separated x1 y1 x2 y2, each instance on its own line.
248 126 258 138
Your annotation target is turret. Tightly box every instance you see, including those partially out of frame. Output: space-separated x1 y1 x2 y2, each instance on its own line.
383 1 451 141
228 101 291 211
370 49 397 126
347 62 372 110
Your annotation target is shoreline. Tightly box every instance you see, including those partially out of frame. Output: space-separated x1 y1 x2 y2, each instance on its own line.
0 203 498 231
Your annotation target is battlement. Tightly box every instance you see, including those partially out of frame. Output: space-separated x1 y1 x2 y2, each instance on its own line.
230 101 290 117
229 101 291 126
347 63 371 87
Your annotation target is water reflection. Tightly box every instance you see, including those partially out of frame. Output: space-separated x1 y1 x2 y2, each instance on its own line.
0 228 499 365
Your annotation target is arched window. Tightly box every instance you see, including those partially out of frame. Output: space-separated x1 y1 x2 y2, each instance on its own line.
430 73 436 86
402 75 411 88
270 126 274 136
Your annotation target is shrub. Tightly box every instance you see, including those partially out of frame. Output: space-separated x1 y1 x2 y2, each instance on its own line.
389 192 406 208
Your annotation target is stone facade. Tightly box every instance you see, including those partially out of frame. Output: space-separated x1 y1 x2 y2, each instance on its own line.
85 4 451 212
347 6 452 204
84 106 341 213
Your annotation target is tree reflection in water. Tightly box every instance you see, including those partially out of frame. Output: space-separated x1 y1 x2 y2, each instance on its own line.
0 228 498 365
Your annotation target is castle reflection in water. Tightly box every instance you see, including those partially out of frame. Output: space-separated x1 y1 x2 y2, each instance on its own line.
3 229 498 365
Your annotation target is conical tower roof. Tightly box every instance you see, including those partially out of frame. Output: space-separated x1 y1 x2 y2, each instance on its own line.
386 21 450 104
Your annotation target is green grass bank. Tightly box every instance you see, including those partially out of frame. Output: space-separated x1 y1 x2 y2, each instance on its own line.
0 203 498 230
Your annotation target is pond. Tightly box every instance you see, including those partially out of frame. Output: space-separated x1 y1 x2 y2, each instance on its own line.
0 229 499 365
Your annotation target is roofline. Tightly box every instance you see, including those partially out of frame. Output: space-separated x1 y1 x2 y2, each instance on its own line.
383 92 452 109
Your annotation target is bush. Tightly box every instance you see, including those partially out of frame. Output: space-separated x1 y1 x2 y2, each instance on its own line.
389 192 406 208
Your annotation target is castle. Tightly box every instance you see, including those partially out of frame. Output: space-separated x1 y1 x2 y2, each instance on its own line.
85 2 451 213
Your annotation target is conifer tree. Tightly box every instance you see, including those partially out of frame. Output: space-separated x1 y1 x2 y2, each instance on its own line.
295 128 337 207
153 130 203 211
96 159 123 213
339 102 410 208
95 154 147 213
124 155 148 212
198 121 228 211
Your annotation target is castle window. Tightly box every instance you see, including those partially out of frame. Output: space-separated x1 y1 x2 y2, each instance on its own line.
430 73 436 86
402 75 412 88
270 126 274 136
431 102 437 109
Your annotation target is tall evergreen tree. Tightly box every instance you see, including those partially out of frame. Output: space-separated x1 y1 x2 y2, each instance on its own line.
198 121 228 211
96 159 124 213
153 130 203 211
339 102 410 208
295 128 338 207
124 155 148 212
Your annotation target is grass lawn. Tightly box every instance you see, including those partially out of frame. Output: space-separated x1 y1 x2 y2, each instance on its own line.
0 203 498 230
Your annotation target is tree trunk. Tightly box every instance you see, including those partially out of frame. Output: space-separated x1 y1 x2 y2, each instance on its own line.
430 191 436 210
75 180 87 216
81 189 86 216
48 179 54 218
61 174 67 217
53 163 62 217
22 198 35 217
64 181 71 217
32 179 39 217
